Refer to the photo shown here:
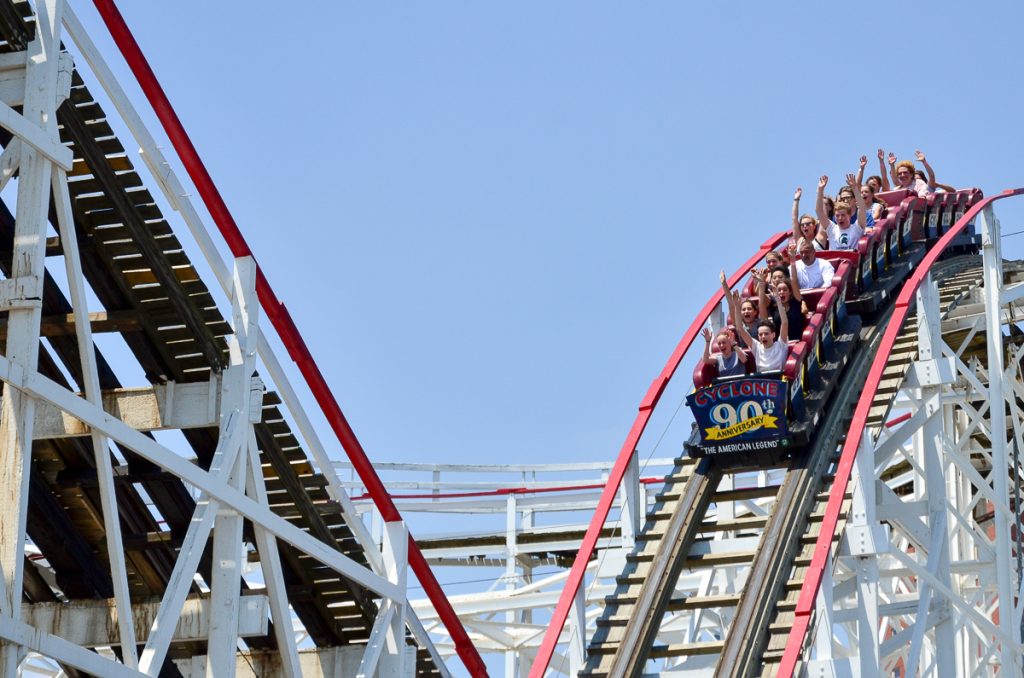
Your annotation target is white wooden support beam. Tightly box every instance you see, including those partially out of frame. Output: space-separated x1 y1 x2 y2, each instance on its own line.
0 276 43 311
382 521 409 677
840 430 883 676
813 549 835 659
903 519 948 678
504 493 519 677
518 499 535 678
245 433 303 678
358 601 397 678
979 204 1020 673
0 1 64 671
567 581 587 675
138 412 247 675
874 483 928 552
22 595 269 647
0 51 27 71
1002 280 1024 306
852 554 880 673
29 380 228 439
943 401 974 676
206 258 260 678
0 51 71 109
405 613 451 678
53 157 139 665
205 443 247 678
55 50 72 106
913 272 956 676
619 450 641 547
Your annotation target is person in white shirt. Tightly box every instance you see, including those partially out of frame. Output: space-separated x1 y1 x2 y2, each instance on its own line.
733 287 789 373
815 173 867 251
794 237 835 290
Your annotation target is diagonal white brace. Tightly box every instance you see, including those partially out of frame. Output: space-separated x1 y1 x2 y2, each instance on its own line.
52 162 139 666
357 600 397 678
245 431 302 678
0 98 71 170
138 412 247 675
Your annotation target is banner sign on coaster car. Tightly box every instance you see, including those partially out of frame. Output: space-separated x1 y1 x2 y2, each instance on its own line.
685 376 790 456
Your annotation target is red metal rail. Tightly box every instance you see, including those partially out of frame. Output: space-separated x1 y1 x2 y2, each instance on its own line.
528 230 790 677
776 187 1024 677
89 1 488 675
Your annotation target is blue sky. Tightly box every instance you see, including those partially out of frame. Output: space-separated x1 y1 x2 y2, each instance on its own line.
70 1 1024 477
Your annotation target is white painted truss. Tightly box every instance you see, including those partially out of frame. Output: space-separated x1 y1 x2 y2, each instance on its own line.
340 458 786 675
0 1 439 676
804 207 1024 676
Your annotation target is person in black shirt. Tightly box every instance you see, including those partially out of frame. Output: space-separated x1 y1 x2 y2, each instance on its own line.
756 271 806 342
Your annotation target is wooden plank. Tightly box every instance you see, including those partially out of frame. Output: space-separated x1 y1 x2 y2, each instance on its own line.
67 171 143 195
22 595 269 647
74 188 155 214
122 265 199 287
71 101 104 123
0 310 141 338
31 381 221 439
70 154 133 176
63 135 123 158
83 202 163 225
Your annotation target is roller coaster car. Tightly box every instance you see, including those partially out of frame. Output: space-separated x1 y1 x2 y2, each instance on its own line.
685 307 862 467
684 188 985 466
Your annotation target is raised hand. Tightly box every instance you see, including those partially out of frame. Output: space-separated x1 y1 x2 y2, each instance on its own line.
702 326 712 343
887 152 897 166
859 155 868 169
845 173 859 189
787 241 798 258
794 187 802 201
752 268 765 283
915 149 927 163
877 148 885 160
719 269 728 286
818 175 828 190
